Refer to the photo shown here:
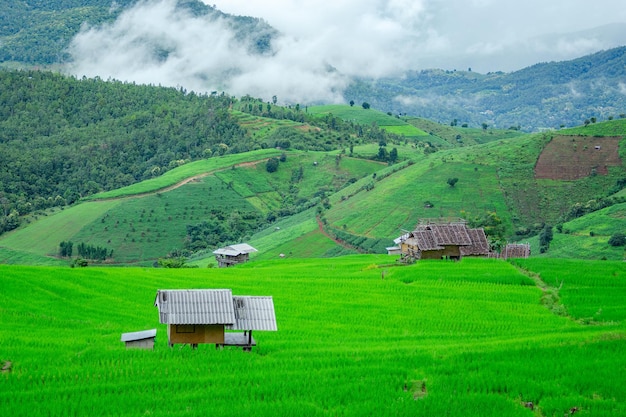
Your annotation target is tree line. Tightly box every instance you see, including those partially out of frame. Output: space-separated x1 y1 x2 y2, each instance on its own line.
59 241 112 261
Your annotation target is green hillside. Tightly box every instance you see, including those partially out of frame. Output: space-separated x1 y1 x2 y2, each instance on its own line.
0 150 382 265
308 104 428 139
4 118 626 265
0 70 405 237
524 202 626 260
2 67 626 265
0 257 624 416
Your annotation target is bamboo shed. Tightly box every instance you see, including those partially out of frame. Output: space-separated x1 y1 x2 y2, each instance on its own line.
154 289 277 350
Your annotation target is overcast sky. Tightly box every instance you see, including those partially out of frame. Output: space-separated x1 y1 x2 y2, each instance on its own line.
213 0 626 73
66 0 626 104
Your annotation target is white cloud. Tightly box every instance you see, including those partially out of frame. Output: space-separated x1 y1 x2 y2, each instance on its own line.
65 0 626 103
214 0 626 72
66 0 350 103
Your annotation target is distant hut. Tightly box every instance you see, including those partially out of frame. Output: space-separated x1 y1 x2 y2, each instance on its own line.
398 218 490 261
386 234 408 255
213 243 257 268
121 329 157 349
154 289 277 350
501 243 531 259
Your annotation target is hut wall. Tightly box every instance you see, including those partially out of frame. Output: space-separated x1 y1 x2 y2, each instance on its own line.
125 338 155 349
441 245 462 258
420 246 461 259
216 253 250 268
167 324 225 345
420 250 444 259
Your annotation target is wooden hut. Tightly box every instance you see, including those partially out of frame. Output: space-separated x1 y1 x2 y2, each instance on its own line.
213 243 257 268
398 219 490 261
154 289 277 350
121 329 157 349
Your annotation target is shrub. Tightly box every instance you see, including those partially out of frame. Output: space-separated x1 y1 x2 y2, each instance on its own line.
266 157 280 173
608 232 626 247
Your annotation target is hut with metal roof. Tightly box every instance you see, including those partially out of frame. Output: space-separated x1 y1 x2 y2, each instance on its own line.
213 243 257 268
154 289 277 350
121 329 157 349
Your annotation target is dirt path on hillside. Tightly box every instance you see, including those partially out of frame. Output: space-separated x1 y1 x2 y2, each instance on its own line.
316 216 361 252
97 158 269 201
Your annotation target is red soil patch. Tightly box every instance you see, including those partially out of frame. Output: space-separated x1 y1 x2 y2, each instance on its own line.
535 136 622 180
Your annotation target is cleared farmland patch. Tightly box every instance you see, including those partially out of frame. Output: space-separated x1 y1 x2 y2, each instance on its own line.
535 136 622 180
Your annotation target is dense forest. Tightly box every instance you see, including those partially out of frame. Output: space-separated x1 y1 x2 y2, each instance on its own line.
0 70 245 232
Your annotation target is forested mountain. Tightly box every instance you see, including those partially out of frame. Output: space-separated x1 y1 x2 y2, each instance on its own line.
0 70 245 232
346 46 626 131
1 1 624 132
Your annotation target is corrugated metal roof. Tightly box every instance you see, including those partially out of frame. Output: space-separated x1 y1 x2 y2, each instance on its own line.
121 328 157 342
228 296 278 331
213 243 257 256
154 289 236 325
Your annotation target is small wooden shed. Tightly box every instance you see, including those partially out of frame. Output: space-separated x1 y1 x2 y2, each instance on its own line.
154 289 277 350
213 243 257 268
121 329 157 349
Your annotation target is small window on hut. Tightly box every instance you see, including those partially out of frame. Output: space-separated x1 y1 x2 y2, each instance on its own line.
176 324 195 333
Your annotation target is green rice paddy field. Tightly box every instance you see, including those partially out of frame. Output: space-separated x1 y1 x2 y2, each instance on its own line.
0 257 624 416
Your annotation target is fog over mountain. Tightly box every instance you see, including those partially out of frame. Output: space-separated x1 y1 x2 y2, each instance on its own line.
66 0 626 104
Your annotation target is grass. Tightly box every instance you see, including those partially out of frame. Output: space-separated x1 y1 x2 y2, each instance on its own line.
0 257 624 416
522 203 626 260
86 149 283 200
230 110 306 137
0 176 258 265
307 105 428 137
4 120 626 265
513 258 626 323
0 201 121 257
559 118 626 136
325 158 512 238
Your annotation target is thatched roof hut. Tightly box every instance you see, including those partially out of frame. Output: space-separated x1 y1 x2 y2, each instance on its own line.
398 219 490 260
